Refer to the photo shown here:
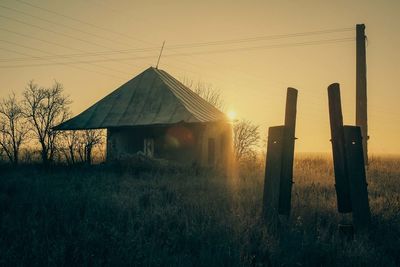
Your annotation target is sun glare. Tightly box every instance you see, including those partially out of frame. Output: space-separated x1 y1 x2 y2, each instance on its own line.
227 110 237 121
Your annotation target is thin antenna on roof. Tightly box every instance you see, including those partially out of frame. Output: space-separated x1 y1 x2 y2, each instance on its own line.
156 41 165 69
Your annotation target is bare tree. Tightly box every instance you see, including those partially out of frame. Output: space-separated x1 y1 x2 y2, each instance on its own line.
0 93 29 165
181 77 225 110
22 81 71 164
81 129 104 164
233 119 260 162
60 129 104 165
59 130 80 165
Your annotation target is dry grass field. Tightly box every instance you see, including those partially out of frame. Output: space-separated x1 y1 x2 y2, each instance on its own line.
0 155 399 266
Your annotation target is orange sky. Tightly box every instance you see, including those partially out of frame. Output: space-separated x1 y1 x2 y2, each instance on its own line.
1 0 400 154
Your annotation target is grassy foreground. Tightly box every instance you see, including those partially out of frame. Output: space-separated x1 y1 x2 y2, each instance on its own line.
0 155 399 266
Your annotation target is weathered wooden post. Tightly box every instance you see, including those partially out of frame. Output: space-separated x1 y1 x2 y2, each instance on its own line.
356 24 368 165
263 88 298 227
328 83 371 233
344 126 371 229
279 88 298 215
328 83 352 213
263 126 284 228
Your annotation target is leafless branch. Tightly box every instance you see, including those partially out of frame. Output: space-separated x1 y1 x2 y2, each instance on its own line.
22 81 71 164
233 119 260 162
0 93 29 164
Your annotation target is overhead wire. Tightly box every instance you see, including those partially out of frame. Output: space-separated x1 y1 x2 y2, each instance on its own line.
0 1 361 113
0 12 155 72
166 28 354 49
3 2 354 66
0 30 131 76
7 0 360 102
0 36 354 62
0 43 125 79
0 14 115 50
0 4 136 48
75 0 357 95
0 22 354 63
14 0 150 45
0 46 160 62
0 37 355 68
0 27 354 110
1 1 356 91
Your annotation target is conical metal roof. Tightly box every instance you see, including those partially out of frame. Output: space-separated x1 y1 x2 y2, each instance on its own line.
55 67 227 130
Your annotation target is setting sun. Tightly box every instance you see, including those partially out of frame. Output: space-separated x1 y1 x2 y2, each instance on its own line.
227 110 237 121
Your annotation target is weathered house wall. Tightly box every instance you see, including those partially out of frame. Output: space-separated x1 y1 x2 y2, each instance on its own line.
198 122 233 169
106 122 233 169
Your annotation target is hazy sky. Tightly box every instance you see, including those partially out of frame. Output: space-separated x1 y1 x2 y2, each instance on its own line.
1 0 400 153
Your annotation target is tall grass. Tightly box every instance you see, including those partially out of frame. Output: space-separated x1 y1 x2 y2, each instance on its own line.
0 155 399 266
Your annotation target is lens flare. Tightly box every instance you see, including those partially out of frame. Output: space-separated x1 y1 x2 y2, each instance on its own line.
227 110 237 121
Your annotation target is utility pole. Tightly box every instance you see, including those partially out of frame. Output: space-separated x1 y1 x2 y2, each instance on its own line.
356 24 368 165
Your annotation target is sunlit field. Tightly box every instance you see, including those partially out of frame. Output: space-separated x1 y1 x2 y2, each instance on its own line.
0 155 399 266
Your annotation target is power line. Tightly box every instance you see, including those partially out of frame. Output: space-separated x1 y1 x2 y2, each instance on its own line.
14 0 150 45
166 28 354 49
0 28 134 76
0 37 353 63
0 24 353 61
0 14 114 50
0 43 159 62
81 0 354 47
8 0 201 74
0 34 354 110
7 0 357 96
0 4 135 48
165 37 355 57
1 0 356 87
71 0 357 93
0 3 354 65
0 29 354 93
0 44 125 79
10 0 201 74
0 40 127 79
160 36 354 94
0 37 354 68
0 13 154 71
0 0 357 102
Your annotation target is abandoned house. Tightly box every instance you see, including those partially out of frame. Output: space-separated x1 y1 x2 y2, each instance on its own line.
55 67 233 169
